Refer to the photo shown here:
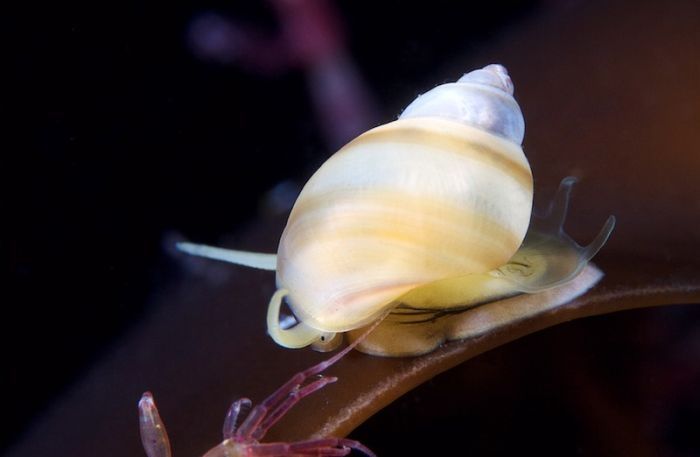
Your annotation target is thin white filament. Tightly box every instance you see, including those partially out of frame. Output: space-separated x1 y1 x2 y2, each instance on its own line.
176 242 277 271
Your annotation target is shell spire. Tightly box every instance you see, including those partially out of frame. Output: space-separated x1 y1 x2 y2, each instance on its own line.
399 64 525 145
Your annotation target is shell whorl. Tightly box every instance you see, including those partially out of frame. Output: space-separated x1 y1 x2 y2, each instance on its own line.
399 64 525 145
277 113 533 332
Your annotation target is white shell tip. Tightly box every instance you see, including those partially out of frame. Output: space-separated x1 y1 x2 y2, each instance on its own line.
399 63 524 144
458 64 514 95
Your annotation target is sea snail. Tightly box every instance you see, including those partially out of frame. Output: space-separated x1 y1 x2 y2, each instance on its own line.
178 64 615 355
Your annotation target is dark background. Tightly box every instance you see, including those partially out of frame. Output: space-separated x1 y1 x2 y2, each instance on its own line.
6 1 700 456
6 0 535 452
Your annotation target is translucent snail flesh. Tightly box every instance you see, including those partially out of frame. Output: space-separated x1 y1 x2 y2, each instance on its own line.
178 64 615 355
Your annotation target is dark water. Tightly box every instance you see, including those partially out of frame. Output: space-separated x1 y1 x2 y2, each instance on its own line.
5 1 537 452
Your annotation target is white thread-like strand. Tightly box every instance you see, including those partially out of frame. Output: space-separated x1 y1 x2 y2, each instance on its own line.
176 242 277 270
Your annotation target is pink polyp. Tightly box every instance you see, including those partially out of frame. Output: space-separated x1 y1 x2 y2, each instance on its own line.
253 376 338 440
138 392 173 457
222 397 251 439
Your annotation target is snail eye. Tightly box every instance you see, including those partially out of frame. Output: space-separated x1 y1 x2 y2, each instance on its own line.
311 333 344 353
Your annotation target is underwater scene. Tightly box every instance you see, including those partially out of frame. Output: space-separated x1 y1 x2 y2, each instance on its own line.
6 1 700 456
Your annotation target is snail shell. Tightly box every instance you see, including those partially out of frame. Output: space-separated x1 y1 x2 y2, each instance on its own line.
277 65 531 334
177 64 615 353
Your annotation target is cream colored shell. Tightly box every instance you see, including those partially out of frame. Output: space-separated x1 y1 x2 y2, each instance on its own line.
174 64 614 354
276 116 533 332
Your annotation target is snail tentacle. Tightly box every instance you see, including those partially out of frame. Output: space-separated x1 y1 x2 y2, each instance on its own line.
583 216 616 261
176 242 277 270
541 176 577 232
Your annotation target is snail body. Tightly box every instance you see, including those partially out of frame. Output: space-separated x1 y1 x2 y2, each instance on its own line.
178 64 614 355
